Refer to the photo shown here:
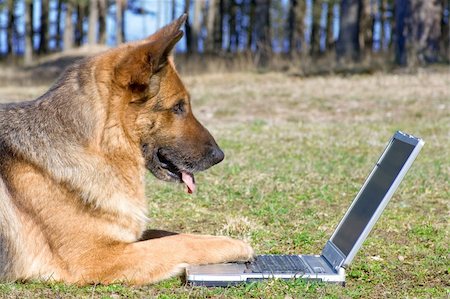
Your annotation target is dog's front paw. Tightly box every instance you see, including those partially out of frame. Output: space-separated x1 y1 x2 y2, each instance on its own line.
221 237 254 262
181 234 255 265
237 240 255 262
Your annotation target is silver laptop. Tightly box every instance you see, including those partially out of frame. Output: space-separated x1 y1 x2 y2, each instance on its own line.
185 131 424 287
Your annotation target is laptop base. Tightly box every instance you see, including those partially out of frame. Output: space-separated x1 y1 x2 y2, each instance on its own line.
185 254 346 287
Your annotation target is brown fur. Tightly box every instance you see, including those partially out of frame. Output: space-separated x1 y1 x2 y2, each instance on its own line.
0 15 253 285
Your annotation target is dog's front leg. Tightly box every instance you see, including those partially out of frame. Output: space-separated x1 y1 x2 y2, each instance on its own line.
75 234 253 285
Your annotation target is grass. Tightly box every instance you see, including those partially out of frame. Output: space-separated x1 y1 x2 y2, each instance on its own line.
0 69 449 298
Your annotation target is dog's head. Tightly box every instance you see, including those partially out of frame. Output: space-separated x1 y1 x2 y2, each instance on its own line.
108 15 223 193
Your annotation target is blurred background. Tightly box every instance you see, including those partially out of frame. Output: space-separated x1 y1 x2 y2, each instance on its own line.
0 2 448 297
0 0 448 74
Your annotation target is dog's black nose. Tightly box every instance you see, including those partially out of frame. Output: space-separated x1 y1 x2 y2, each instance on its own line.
210 147 225 165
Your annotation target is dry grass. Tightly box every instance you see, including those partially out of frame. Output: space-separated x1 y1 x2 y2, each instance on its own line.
184 70 449 125
0 67 449 298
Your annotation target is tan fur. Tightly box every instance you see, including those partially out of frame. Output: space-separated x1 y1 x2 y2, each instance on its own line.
0 15 253 285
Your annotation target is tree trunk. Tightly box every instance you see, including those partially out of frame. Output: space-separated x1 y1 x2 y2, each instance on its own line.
192 0 202 53
121 1 126 42
212 0 224 52
246 0 256 51
156 0 161 28
408 0 442 64
98 0 107 44
0 12 2 55
227 0 238 52
116 0 126 44
172 0 177 20
336 0 363 62
88 0 99 45
359 0 374 56
75 2 85 46
206 0 216 53
24 0 33 65
310 0 322 56
441 0 450 61
287 0 297 54
326 0 335 52
254 0 271 68
39 0 49 54
394 0 409 66
116 0 122 44
64 1 74 50
184 0 192 53
55 0 63 50
296 0 306 54
6 0 15 57
237 2 246 51
424 1 442 63
380 0 386 50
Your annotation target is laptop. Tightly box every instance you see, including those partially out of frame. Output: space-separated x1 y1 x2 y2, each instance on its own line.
185 131 424 287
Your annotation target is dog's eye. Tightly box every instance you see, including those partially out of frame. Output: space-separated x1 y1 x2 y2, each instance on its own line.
172 100 185 115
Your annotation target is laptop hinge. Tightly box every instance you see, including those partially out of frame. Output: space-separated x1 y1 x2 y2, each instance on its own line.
322 241 346 271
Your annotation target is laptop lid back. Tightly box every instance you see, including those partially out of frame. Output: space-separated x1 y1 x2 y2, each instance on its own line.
322 131 424 271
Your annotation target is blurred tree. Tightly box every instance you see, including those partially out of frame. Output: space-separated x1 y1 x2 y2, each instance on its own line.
254 0 271 68
39 0 49 54
24 0 33 65
441 0 449 60
205 0 217 53
0 4 2 55
64 0 75 50
246 0 256 51
227 0 237 52
360 0 374 55
184 0 192 53
326 0 335 52
6 0 16 57
192 0 202 53
409 0 443 64
394 0 408 65
75 2 86 46
0 0 447 69
172 0 177 20
380 0 387 50
55 0 63 50
88 0 99 45
310 0 322 56
98 0 107 44
336 0 363 62
287 0 297 54
214 0 224 52
116 0 126 44
156 0 161 27
271 0 285 53
383 0 393 51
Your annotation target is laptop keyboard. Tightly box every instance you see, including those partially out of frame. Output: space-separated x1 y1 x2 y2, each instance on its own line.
248 255 310 273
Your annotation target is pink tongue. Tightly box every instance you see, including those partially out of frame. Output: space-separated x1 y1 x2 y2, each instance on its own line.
181 172 196 194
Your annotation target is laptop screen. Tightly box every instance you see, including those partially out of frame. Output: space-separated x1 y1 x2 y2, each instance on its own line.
331 138 415 256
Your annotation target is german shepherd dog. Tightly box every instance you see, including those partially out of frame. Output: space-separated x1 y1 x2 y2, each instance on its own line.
0 15 253 285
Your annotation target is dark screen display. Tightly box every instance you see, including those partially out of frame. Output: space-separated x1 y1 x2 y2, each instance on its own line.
331 139 415 256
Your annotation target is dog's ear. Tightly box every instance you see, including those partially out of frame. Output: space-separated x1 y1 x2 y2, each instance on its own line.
114 14 186 92
146 14 187 49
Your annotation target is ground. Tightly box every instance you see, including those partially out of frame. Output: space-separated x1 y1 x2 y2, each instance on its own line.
0 66 448 298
